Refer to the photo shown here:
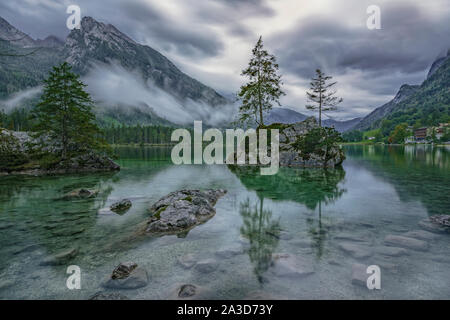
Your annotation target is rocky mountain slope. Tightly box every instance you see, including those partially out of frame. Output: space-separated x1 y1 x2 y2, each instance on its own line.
351 50 450 131
266 107 361 133
0 16 228 125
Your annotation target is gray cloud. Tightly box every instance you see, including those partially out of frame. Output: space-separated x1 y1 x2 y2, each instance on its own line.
0 0 449 120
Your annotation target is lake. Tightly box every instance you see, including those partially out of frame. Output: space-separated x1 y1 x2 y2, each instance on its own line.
0 145 449 299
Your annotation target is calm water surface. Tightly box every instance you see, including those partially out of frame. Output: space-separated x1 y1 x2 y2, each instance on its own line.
0 145 449 299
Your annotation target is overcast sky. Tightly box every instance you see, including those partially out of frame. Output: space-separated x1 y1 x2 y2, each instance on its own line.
1 0 449 120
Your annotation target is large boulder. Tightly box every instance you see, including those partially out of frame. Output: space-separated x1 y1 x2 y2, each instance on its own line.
273 117 345 168
145 189 227 235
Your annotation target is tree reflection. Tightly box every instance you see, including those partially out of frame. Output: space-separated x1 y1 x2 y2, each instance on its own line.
230 166 347 260
229 165 346 210
239 197 280 284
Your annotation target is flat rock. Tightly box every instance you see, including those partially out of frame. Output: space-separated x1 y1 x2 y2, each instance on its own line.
290 239 314 248
375 246 408 257
146 189 227 235
215 247 243 259
418 220 448 234
338 242 373 259
271 254 315 278
403 230 438 241
384 235 429 251
40 248 78 266
351 263 369 287
177 254 197 269
89 292 129 300
63 188 98 200
194 259 218 274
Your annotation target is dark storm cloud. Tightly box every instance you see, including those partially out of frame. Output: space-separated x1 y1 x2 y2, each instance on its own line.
271 2 450 88
118 1 224 57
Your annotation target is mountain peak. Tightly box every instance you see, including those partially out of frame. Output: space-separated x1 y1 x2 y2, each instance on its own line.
427 49 450 79
75 16 136 44
0 16 36 47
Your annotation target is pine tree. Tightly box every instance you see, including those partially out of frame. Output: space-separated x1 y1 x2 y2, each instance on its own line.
32 62 107 159
306 69 343 127
238 36 285 126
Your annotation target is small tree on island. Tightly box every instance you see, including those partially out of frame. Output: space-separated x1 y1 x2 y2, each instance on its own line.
237 36 285 127
32 62 107 160
306 69 343 127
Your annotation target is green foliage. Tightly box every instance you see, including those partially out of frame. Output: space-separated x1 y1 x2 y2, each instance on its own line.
342 130 363 142
238 36 285 126
388 123 410 144
291 127 343 166
31 62 109 158
0 108 33 131
102 125 176 145
0 128 29 169
306 69 343 127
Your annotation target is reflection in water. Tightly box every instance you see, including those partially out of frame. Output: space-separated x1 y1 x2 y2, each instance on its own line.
228 166 347 210
239 198 280 284
230 166 347 261
345 145 450 215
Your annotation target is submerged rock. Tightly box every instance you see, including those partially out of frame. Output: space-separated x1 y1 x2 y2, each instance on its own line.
145 189 227 235
103 262 148 289
89 292 130 300
271 253 315 278
351 263 369 287
403 230 438 241
178 254 198 269
418 219 449 234
178 284 197 298
110 199 132 214
338 242 373 259
384 235 429 251
429 215 450 227
63 188 98 200
194 259 219 274
375 246 408 257
215 247 243 259
40 248 78 266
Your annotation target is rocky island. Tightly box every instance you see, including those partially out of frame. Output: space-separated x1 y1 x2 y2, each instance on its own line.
268 117 345 168
0 128 119 175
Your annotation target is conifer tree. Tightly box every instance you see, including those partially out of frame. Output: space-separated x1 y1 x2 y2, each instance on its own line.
32 62 106 159
238 36 285 126
306 69 343 127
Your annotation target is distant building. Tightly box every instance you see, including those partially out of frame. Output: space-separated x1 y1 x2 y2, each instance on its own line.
405 136 415 144
414 127 427 141
368 136 375 141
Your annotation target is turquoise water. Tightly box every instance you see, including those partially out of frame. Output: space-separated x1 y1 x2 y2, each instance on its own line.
0 145 449 299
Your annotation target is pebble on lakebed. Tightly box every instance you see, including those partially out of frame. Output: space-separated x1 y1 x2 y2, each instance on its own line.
102 262 148 289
